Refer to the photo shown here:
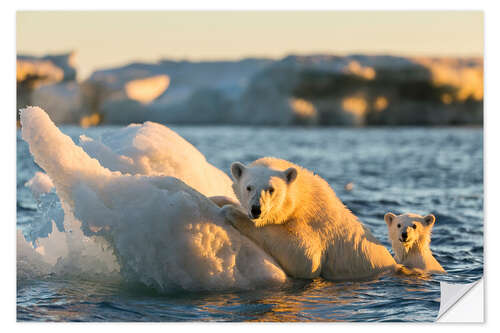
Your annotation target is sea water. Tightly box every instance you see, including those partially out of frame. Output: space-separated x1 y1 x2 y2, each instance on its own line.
17 125 483 322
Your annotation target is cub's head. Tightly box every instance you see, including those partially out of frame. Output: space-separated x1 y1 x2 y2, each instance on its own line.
230 161 297 226
384 212 436 249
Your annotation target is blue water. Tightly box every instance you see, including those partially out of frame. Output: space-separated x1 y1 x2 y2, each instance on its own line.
17 126 483 322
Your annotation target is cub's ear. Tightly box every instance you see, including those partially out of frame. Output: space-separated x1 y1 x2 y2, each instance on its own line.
424 214 436 227
230 162 246 181
284 167 298 184
384 212 397 226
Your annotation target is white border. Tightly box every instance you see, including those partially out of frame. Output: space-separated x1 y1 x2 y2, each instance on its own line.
2 1 497 332
5 0 494 10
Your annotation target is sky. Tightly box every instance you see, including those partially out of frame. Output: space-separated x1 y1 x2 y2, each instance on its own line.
17 11 483 80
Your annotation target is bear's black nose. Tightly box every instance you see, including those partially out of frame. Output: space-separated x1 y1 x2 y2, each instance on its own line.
401 231 408 240
251 205 261 218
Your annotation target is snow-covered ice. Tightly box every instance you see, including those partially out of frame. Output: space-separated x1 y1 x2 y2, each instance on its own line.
19 106 286 291
79 120 236 199
25 172 54 199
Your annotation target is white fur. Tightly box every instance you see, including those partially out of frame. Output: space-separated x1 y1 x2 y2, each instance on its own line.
384 212 445 274
223 157 398 281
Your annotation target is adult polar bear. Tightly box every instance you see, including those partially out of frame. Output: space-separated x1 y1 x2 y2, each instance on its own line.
222 157 398 281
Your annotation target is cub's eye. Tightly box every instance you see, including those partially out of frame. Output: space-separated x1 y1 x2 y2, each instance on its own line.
246 186 252 192
269 187 274 194
412 224 417 229
397 224 401 228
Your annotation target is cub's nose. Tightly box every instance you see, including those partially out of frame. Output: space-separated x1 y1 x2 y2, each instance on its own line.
401 231 408 240
251 205 261 218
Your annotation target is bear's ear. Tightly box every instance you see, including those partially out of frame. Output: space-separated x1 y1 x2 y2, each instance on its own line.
230 162 246 181
423 214 436 227
384 212 396 226
284 167 298 184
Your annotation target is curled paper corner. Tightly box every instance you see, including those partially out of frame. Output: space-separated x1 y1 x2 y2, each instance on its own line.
437 278 483 322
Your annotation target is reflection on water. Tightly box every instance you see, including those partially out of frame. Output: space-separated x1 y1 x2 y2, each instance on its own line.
17 274 444 321
17 125 483 322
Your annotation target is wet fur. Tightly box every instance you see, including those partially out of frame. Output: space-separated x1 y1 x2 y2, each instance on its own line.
385 213 445 274
223 157 398 281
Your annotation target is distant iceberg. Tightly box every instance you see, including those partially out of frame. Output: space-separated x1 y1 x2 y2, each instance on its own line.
17 53 483 126
17 52 82 124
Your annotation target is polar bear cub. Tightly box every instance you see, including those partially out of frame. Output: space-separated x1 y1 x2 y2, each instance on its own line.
221 157 398 281
384 212 445 274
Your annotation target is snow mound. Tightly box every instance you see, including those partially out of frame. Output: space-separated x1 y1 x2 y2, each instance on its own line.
20 106 286 292
25 172 54 199
79 121 235 199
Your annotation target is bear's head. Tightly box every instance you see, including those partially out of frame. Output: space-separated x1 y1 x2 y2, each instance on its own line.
384 212 436 250
230 161 297 226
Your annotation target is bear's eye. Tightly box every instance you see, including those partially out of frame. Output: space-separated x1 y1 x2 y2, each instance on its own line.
412 224 417 229
397 224 401 228
246 185 252 192
269 187 274 194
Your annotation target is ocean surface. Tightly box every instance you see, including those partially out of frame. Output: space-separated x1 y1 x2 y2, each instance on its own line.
17 125 483 322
